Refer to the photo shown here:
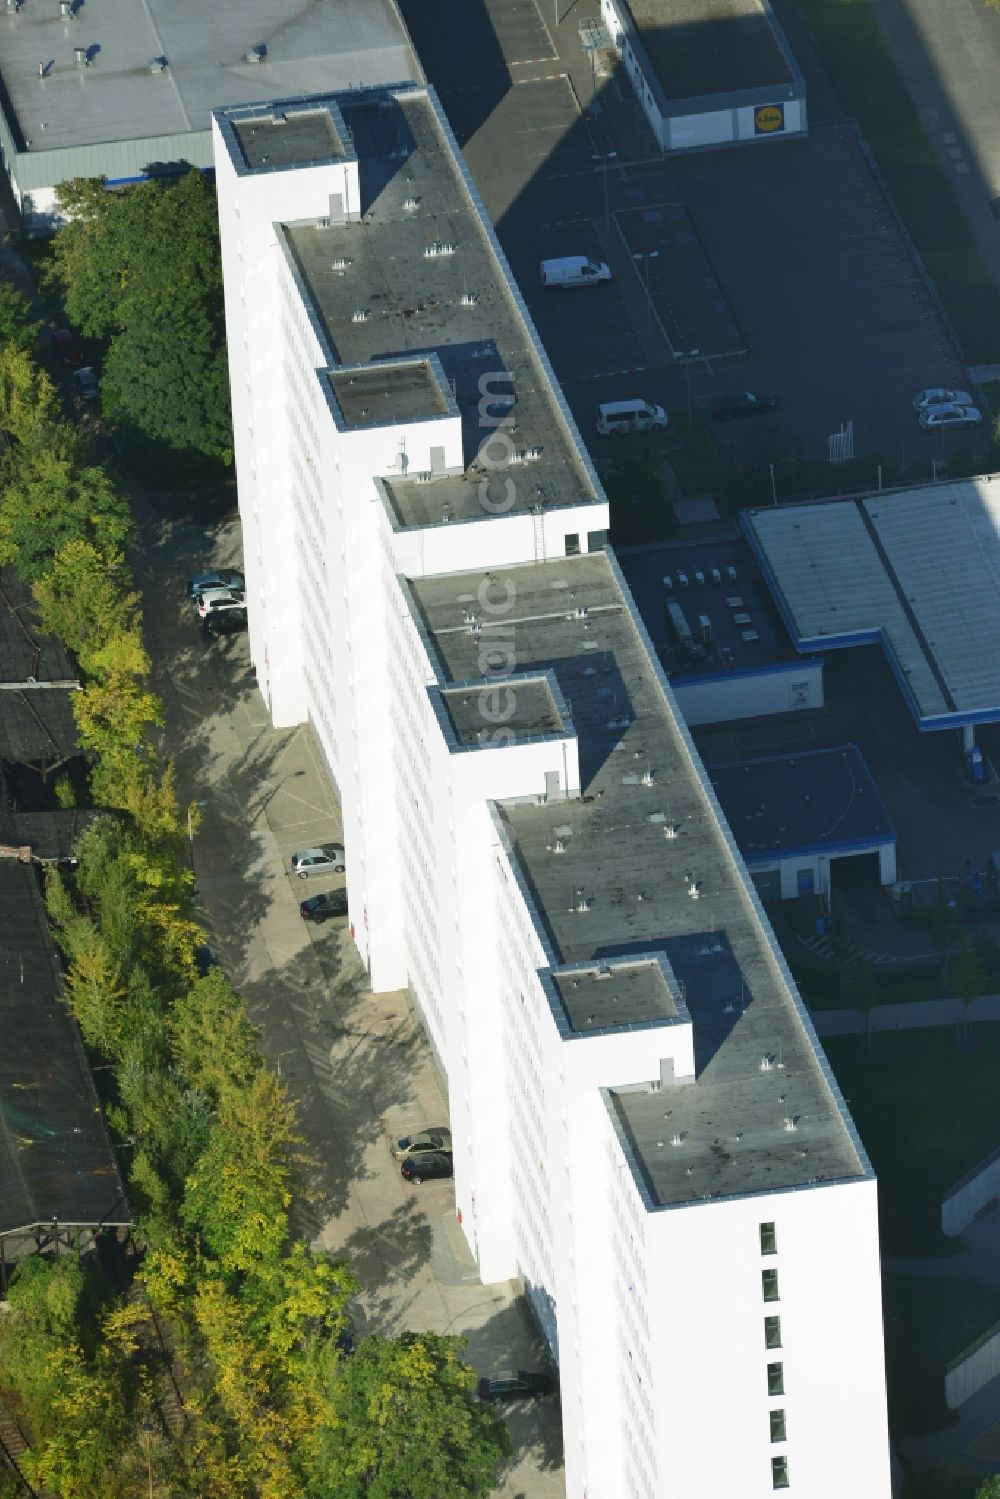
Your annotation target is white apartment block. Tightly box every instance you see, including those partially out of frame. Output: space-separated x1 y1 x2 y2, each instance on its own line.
213 86 891 1499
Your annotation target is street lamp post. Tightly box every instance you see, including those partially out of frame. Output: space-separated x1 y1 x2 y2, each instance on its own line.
592 150 617 234
633 250 659 329
675 347 701 426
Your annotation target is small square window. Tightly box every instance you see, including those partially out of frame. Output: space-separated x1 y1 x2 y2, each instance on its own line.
759 1221 777 1255
770 1409 787 1443
772 1456 789 1489
564 533 580 556
762 1269 780 1302
767 1361 784 1396
764 1315 782 1349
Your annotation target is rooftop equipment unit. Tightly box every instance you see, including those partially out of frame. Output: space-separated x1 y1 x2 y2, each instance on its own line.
698 614 712 646
244 45 266 64
662 574 673 591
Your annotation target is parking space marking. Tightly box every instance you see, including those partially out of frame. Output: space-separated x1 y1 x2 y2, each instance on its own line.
484 0 557 64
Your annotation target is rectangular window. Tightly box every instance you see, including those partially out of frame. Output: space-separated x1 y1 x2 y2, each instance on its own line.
764 1316 782 1349
767 1361 784 1396
565 533 580 556
762 1269 780 1302
760 1221 777 1255
770 1409 787 1443
772 1456 789 1489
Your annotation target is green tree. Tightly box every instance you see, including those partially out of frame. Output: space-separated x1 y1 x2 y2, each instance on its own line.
33 540 139 669
309 1332 511 1499
46 171 232 463
0 344 57 448
0 282 42 351
0 451 133 582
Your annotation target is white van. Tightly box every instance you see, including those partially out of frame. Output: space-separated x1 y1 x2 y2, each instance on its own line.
540 255 612 289
596 399 669 435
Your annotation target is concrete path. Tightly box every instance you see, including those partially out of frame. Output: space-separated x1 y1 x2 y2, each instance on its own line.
814 992 1000 1036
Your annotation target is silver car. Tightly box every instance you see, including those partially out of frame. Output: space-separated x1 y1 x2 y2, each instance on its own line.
391 1127 453 1159
196 586 247 618
291 843 346 877
918 403 983 432
912 386 973 412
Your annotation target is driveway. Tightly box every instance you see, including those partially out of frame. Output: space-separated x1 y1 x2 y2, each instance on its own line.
132 485 565 1497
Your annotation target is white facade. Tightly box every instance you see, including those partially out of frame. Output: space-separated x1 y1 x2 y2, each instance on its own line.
214 84 890 1499
672 659 824 727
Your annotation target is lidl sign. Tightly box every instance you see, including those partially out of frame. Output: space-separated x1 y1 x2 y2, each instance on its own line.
754 103 785 134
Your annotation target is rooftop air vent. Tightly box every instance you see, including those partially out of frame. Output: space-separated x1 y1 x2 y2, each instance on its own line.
244 45 266 64
413 471 433 484
760 1055 774 1072
552 839 566 854
350 309 371 323
74 45 87 67
687 879 702 899
670 1133 683 1147
663 822 680 839
402 196 420 212
331 256 351 271
641 768 656 787
783 1116 798 1132
460 291 480 307
572 891 591 914
147 56 167 73
423 241 457 258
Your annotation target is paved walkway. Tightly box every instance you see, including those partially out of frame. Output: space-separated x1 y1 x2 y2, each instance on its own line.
814 992 1000 1037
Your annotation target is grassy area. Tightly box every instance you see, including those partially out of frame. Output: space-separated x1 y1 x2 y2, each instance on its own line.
668 425 724 497
883 1272 1000 1436
824 1025 1000 1254
797 0 1000 363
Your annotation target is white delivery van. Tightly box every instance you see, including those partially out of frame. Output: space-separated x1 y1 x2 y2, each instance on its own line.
596 399 669 435
540 255 612 288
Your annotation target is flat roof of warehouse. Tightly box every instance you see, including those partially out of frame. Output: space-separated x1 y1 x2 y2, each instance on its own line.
619 537 792 679
0 0 418 154
708 745 895 862
0 862 130 1236
410 551 868 1209
742 479 1000 729
621 0 793 101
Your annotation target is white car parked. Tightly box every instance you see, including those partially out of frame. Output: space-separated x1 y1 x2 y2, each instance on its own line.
196 587 247 618
291 843 346 877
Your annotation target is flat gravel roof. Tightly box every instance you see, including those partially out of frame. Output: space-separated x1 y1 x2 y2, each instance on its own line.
410 553 866 1207
709 745 895 861
626 0 792 100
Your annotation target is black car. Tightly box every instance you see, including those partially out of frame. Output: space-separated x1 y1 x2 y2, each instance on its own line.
400 1150 454 1185
300 890 348 923
187 569 247 599
476 1371 555 1402
710 391 777 420
202 609 247 639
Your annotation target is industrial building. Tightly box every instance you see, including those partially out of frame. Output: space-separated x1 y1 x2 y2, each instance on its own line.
213 82 891 1498
620 539 824 726
596 0 806 153
743 481 1000 777
709 746 897 902
0 0 419 230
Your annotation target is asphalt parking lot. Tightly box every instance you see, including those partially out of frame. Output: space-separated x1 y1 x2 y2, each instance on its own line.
133 486 565 1499
400 0 981 472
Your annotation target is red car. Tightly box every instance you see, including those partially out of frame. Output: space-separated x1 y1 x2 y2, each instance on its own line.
53 328 84 366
